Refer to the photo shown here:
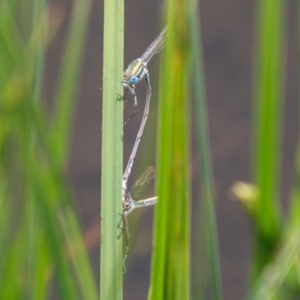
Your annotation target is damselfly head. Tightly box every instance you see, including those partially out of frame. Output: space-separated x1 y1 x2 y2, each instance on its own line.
123 192 133 214
123 74 138 88
129 76 139 85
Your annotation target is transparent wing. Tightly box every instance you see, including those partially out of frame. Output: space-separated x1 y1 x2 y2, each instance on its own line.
140 28 167 64
130 166 155 200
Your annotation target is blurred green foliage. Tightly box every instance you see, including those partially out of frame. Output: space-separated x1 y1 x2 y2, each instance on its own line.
0 1 97 298
149 0 192 299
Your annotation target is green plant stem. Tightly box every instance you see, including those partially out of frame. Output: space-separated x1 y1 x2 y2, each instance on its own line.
100 0 124 299
289 140 300 224
149 1 192 299
52 0 92 166
252 0 286 277
31 108 99 299
247 226 300 300
288 2 300 225
191 8 223 300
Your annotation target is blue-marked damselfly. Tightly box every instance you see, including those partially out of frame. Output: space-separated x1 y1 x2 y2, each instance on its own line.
122 28 166 122
122 28 166 196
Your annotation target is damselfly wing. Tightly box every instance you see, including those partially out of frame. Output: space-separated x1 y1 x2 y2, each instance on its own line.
123 166 157 216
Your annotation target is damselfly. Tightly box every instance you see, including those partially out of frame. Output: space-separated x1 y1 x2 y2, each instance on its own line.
120 166 158 268
120 166 157 237
122 28 166 195
122 28 166 124
122 166 157 218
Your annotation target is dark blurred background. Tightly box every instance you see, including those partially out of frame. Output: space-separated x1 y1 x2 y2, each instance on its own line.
45 0 299 299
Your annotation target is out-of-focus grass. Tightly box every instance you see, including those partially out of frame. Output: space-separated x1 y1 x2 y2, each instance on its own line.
0 1 97 298
148 0 192 299
191 7 223 300
243 0 300 298
288 145 300 231
148 0 223 298
251 0 285 277
146 0 300 298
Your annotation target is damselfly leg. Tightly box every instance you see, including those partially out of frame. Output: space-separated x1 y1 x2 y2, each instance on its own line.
122 86 138 125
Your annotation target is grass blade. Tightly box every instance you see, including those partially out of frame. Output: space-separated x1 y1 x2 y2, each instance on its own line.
247 225 300 300
191 8 223 300
100 0 124 299
149 1 192 299
288 143 300 224
52 0 92 165
252 0 286 277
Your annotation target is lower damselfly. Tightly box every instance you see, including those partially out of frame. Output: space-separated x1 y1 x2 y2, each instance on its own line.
120 166 157 236
123 166 158 217
120 166 158 268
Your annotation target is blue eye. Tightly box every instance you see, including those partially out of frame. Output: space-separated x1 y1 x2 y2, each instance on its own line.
129 76 139 85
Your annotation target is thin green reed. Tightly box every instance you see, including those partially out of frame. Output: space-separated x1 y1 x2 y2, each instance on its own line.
101 0 124 299
247 225 300 299
289 143 300 224
288 2 300 226
149 1 192 299
252 0 286 277
191 8 223 300
52 0 92 166
26 0 46 295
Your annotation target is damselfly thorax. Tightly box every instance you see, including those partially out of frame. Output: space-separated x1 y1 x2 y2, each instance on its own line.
123 59 148 90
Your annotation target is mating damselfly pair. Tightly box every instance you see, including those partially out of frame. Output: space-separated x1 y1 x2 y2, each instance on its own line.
121 28 166 220
119 28 166 268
